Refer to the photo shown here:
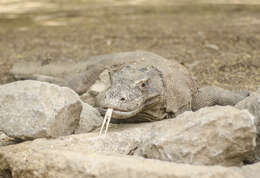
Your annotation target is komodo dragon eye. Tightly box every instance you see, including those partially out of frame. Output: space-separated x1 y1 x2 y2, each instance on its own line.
136 79 149 89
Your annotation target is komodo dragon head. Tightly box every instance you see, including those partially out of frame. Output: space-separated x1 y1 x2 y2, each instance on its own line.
96 64 166 122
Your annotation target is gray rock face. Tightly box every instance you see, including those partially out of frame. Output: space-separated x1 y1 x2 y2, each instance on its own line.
235 162 260 178
0 106 256 167
133 106 256 166
236 92 260 132
0 151 247 178
236 92 260 161
74 102 103 134
0 132 7 143
257 87 260 94
0 104 258 178
0 80 82 140
0 132 16 147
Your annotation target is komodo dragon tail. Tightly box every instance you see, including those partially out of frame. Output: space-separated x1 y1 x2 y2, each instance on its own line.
10 61 71 86
11 61 102 94
191 86 249 111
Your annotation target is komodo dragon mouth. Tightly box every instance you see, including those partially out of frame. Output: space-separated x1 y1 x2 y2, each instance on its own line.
98 94 161 119
98 107 143 119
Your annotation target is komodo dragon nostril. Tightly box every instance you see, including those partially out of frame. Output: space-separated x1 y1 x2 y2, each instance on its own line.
120 97 126 102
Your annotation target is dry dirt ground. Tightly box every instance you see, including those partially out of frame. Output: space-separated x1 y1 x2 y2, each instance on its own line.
0 0 260 91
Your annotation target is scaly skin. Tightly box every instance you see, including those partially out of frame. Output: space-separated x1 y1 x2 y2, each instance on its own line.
11 51 249 122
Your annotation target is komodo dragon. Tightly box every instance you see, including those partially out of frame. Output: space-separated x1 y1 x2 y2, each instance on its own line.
11 51 249 122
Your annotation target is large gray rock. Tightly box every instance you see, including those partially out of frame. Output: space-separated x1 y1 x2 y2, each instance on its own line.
0 150 246 178
0 80 82 140
74 102 103 134
133 106 256 166
0 106 256 167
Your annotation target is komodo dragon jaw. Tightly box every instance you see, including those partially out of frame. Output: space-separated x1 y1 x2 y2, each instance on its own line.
98 93 162 119
96 65 165 120
98 107 142 119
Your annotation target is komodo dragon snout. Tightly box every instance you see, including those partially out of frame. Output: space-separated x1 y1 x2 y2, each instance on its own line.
96 65 165 120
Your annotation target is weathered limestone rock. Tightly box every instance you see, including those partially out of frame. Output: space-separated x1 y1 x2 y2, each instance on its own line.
133 106 257 166
236 92 260 131
236 92 260 161
74 102 103 134
232 162 260 178
257 87 260 94
80 69 111 106
0 132 7 143
0 132 16 147
0 80 82 140
0 106 256 167
0 150 245 178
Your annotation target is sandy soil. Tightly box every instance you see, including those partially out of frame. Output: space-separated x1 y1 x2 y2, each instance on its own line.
0 0 260 91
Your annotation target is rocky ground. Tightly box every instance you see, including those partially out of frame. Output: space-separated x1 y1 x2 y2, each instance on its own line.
0 0 260 91
1 0 260 178
0 80 260 178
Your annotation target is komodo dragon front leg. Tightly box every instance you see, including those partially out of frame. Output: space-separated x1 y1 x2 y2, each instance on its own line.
191 86 249 111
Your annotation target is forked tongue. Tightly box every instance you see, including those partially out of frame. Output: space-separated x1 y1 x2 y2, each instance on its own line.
99 108 113 136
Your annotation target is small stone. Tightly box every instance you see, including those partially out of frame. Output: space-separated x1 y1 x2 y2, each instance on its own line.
74 102 103 134
205 44 219 51
80 69 111 105
0 132 16 146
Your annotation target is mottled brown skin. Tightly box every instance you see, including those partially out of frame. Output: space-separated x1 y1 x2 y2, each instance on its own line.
11 51 249 122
